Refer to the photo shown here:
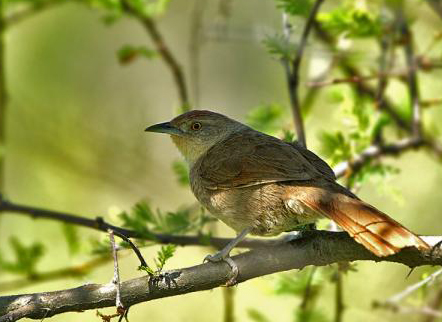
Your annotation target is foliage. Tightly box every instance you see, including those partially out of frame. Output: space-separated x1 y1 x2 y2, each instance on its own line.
276 0 313 17
317 6 381 38
262 34 296 61
117 45 157 64
248 308 271 322
62 224 80 255
0 237 45 276
246 103 287 135
172 160 190 186
138 244 176 275
119 201 214 237
249 267 332 322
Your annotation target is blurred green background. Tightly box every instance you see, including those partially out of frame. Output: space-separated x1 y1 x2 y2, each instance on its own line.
1 0 442 321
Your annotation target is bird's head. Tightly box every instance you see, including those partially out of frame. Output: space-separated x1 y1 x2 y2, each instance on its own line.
145 110 246 165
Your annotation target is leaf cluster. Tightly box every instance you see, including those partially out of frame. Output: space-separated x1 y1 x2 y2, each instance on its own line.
138 244 176 275
0 237 45 277
246 103 288 135
119 201 215 237
317 6 381 38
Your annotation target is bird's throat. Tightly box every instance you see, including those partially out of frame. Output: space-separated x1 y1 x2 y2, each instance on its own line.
170 135 210 166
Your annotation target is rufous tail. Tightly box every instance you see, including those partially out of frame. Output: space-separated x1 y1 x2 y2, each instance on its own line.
303 192 429 257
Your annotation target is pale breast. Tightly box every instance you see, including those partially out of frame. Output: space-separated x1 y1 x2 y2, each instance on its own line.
190 176 322 236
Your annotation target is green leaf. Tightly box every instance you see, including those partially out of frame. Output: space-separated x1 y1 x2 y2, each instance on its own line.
276 0 313 16
294 308 329 322
0 237 45 276
319 131 351 166
262 34 296 61
247 308 271 322
126 0 171 17
275 270 321 297
172 160 190 186
117 45 157 64
119 201 210 236
246 103 287 134
317 7 381 38
154 244 176 271
62 223 80 255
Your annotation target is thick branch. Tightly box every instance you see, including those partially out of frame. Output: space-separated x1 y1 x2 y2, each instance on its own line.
0 231 440 321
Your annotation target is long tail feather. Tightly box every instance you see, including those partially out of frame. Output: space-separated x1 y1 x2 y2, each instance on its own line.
301 189 429 257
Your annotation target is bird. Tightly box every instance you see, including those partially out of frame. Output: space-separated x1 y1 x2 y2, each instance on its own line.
145 110 429 277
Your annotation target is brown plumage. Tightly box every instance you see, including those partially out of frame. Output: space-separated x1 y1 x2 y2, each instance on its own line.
146 110 429 258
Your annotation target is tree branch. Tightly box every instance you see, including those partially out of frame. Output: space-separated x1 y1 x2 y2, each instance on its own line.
333 137 425 178
398 10 422 137
282 0 325 148
0 195 276 250
0 256 112 293
121 0 190 110
0 231 440 321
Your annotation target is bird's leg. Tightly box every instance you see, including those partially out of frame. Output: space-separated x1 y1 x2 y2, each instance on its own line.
204 228 250 286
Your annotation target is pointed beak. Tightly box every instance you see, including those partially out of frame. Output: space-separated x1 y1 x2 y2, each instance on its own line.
145 122 183 136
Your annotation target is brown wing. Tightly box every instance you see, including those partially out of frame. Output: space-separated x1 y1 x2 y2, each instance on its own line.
291 141 336 181
193 129 321 190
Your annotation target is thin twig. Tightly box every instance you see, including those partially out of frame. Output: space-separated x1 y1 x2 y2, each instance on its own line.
110 226 148 269
313 22 412 132
0 195 277 250
299 266 317 312
334 264 345 322
398 10 421 137
282 0 325 147
223 287 235 322
422 287 442 322
333 137 424 178
0 0 7 193
0 256 111 292
188 0 207 107
108 230 124 311
121 0 190 110
386 268 442 304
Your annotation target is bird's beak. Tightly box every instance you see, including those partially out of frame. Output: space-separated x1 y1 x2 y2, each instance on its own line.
145 122 183 136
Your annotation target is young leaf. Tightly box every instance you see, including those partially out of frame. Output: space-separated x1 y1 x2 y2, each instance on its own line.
263 34 296 61
0 237 45 276
246 103 287 134
117 45 157 64
172 160 190 186
247 308 271 322
62 223 80 255
154 244 176 271
276 0 313 16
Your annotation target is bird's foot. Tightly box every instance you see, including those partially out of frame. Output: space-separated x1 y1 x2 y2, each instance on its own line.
204 251 238 286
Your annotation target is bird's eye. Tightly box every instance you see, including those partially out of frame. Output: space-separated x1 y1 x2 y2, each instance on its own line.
191 122 202 131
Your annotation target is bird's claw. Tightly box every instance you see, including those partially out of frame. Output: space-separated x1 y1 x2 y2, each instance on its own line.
203 252 238 286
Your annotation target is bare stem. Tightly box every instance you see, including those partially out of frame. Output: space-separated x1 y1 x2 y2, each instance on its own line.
282 0 325 148
398 11 421 137
0 0 6 193
122 0 190 110
108 229 124 310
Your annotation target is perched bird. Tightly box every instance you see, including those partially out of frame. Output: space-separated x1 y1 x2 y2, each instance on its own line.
146 110 429 274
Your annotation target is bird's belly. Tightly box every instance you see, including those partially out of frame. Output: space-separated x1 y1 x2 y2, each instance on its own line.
199 184 322 236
